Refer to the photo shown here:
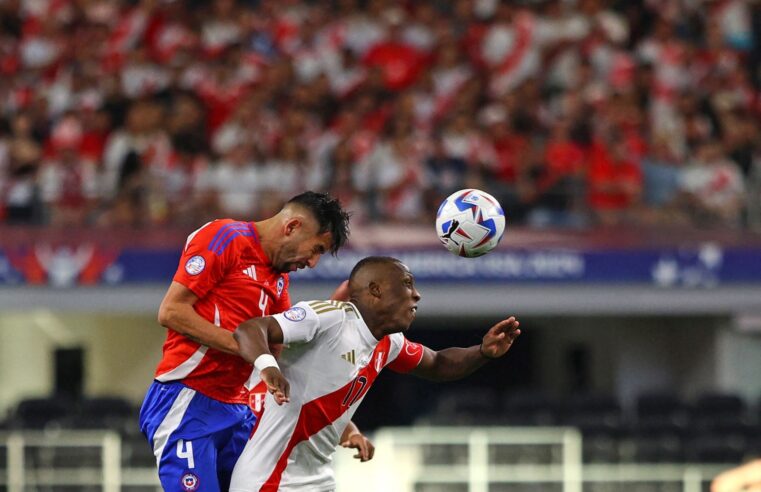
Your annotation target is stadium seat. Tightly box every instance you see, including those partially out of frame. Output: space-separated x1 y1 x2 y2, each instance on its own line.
685 433 748 463
67 396 136 433
122 432 157 468
10 396 76 429
420 388 500 426
560 393 623 428
501 391 560 426
489 484 562 492
620 420 688 463
574 421 625 463
51 446 103 468
690 392 748 429
635 393 691 427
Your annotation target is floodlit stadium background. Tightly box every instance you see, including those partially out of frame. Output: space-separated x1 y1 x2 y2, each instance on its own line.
1 0 761 490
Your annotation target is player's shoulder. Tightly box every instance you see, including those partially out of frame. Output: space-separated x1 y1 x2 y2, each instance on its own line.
283 300 358 329
305 300 360 320
387 331 406 347
186 219 256 255
386 331 414 355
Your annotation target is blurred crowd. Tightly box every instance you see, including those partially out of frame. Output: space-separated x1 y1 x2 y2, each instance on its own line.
1 0 760 229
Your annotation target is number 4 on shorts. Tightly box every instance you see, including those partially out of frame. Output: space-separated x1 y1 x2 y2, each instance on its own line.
177 439 195 469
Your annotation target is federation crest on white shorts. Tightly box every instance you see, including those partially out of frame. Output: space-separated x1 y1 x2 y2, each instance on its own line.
185 256 206 275
283 306 306 321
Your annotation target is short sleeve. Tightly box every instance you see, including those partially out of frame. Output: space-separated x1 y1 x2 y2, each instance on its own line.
173 220 253 299
272 301 344 345
386 333 424 373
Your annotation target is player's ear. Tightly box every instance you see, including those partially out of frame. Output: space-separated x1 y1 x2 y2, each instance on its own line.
368 281 381 299
284 217 301 236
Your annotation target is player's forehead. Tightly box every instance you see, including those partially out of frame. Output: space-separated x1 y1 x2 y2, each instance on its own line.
392 261 413 280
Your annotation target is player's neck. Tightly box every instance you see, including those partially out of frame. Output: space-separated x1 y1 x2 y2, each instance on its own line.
253 217 280 262
353 303 387 341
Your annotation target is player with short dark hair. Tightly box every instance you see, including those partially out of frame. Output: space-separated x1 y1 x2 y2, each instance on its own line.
139 191 364 492
229 256 521 491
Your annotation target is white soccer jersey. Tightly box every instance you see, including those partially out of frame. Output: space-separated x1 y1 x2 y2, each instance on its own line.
229 300 424 492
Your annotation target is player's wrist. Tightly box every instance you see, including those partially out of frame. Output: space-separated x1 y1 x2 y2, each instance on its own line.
479 342 498 360
254 353 280 372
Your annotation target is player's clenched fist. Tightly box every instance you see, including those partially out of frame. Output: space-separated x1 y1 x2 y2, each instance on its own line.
261 367 290 405
480 317 521 359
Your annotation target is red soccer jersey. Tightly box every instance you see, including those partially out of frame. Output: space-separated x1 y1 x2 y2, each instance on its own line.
154 219 291 404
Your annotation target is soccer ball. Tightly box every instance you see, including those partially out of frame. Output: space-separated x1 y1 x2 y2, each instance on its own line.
435 189 506 258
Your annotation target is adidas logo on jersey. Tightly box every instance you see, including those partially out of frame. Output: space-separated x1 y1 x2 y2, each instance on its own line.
242 266 257 280
340 350 356 365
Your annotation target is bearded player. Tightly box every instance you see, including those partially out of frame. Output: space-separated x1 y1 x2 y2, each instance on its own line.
139 192 371 492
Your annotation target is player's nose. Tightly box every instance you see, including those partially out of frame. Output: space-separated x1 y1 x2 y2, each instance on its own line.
412 288 421 302
306 253 320 268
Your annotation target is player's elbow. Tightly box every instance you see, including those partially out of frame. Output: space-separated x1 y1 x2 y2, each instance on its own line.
157 301 177 329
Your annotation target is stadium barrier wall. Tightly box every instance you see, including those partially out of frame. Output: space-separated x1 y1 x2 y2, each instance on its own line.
0 428 734 492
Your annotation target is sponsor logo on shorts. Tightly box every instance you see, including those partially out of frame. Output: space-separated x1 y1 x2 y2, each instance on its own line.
185 256 206 276
181 473 200 491
283 306 306 321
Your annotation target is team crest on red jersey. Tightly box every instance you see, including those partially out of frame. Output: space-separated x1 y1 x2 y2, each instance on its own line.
277 276 284 296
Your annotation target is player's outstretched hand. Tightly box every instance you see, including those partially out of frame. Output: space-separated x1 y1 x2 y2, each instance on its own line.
261 367 290 405
340 432 375 462
330 280 350 301
480 317 521 359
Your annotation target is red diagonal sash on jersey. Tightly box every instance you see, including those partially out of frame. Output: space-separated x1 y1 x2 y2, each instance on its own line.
261 337 392 491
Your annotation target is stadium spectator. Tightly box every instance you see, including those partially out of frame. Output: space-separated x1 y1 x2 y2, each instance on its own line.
640 135 687 225
587 130 643 226
0 0 758 230
679 139 745 227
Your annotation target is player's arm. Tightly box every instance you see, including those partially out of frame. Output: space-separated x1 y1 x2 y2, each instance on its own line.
158 281 238 354
340 421 375 462
234 316 290 404
411 317 520 381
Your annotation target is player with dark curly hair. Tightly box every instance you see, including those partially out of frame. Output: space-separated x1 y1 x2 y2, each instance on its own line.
139 192 369 492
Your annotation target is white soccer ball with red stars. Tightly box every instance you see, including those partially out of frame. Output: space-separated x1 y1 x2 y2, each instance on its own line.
435 189 506 258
